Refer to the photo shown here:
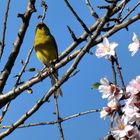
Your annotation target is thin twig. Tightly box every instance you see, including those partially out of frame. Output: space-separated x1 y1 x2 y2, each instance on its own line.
38 0 48 22
64 0 90 34
120 1 140 23
54 95 65 140
117 0 127 20
14 47 34 87
0 0 11 60
109 112 116 131
111 57 117 85
0 108 100 129
114 54 126 97
69 70 80 78
112 0 130 16
67 25 78 41
0 102 10 123
100 14 140 41
85 0 99 20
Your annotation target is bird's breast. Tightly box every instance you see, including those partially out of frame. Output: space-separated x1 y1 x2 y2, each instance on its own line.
34 35 57 66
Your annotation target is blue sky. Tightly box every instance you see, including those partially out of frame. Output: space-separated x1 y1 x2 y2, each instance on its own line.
0 0 140 140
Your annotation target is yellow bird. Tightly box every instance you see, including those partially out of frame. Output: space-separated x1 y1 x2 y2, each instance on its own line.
34 22 62 96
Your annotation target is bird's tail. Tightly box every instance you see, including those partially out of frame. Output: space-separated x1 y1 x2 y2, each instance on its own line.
50 72 63 97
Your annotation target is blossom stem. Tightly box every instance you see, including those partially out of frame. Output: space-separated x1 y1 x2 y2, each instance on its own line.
115 54 126 98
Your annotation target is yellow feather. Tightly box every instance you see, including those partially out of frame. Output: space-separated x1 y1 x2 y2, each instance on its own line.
34 23 58 66
34 22 62 97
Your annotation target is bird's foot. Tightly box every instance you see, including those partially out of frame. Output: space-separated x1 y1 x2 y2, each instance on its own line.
44 67 53 75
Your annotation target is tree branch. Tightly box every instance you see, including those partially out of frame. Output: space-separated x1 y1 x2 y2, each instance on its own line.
14 47 34 87
0 47 34 123
59 0 132 62
85 0 99 20
64 0 90 34
0 0 11 60
115 54 126 97
58 20 99 61
0 0 36 93
0 13 139 109
0 7 112 137
54 95 65 140
120 1 140 23
0 108 100 129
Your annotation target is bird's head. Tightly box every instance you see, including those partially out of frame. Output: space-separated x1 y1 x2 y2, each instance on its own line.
36 22 50 35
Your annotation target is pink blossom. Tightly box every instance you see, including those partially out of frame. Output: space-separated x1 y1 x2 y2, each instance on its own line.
128 33 140 56
100 107 111 119
100 98 120 119
126 76 140 96
125 96 140 108
111 116 140 139
123 76 140 126
123 96 140 126
107 98 120 110
98 77 123 100
98 77 111 99
95 37 118 58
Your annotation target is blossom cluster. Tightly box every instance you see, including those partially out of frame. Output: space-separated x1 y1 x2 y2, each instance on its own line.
95 33 140 58
98 77 140 139
95 34 140 139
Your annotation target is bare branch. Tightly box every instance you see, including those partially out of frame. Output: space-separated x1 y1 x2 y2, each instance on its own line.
0 47 34 121
38 0 48 22
54 95 65 140
112 0 130 16
64 0 90 34
0 0 11 60
0 54 82 139
0 49 80 109
120 1 140 23
67 25 78 41
59 0 131 61
114 54 126 97
14 47 34 87
85 0 99 20
0 102 10 123
110 56 117 85
0 0 36 93
0 108 100 129
99 14 140 41
117 0 127 20
59 20 99 61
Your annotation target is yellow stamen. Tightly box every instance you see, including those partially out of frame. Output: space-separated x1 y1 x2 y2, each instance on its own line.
118 123 125 130
105 46 110 52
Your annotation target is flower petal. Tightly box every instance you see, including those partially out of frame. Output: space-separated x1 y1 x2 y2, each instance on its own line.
110 42 118 50
103 37 110 47
95 44 106 58
132 33 139 44
100 77 110 85
128 43 139 56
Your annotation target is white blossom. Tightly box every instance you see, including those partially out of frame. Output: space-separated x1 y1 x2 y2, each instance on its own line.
95 37 118 58
128 33 140 56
